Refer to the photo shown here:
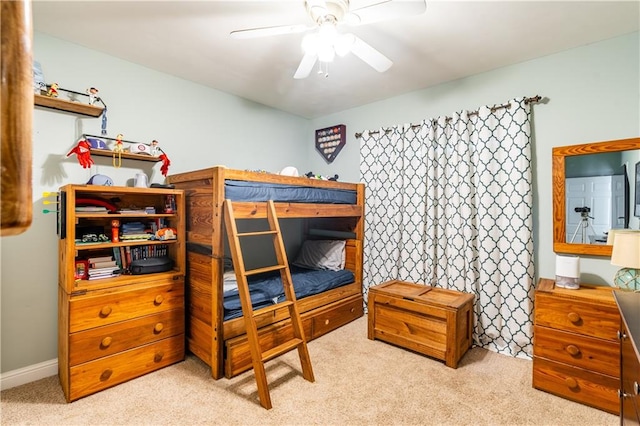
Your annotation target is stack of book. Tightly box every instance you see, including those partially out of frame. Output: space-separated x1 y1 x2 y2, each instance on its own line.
87 255 120 280
120 222 151 240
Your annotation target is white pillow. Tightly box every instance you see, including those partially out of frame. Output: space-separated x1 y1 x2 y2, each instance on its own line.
293 240 346 271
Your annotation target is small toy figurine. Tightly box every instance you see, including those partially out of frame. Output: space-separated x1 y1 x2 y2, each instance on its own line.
150 140 160 156
46 83 59 98
113 134 124 152
111 219 120 243
66 138 94 169
86 87 99 105
305 171 339 181
112 133 124 168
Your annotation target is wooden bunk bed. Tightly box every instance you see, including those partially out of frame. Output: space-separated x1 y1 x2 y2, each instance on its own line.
167 167 365 379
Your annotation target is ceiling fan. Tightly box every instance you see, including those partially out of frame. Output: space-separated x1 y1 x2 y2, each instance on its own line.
230 0 427 79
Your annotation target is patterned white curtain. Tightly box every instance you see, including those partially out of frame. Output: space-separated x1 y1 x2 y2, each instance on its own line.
360 97 534 359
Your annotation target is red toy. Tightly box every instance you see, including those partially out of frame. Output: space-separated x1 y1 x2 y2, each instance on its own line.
66 139 94 168
159 152 171 176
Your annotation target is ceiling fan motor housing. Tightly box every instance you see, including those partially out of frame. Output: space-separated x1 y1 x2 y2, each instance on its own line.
307 0 349 23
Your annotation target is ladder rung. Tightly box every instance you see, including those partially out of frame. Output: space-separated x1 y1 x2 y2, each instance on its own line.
252 301 294 317
244 264 287 276
261 338 303 363
237 230 278 237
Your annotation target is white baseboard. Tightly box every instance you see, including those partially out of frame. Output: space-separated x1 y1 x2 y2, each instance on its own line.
1 359 58 391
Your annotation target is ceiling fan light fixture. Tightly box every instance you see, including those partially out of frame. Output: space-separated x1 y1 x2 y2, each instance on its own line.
334 33 355 57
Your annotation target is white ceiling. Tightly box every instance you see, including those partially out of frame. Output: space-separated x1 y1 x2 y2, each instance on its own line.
32 1 639 119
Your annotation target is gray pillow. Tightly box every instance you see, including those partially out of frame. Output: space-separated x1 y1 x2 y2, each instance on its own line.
293 240 346 271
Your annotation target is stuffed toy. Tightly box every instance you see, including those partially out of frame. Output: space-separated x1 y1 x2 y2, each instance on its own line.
158 148 171 176
305 172 339 181
66 139 94 168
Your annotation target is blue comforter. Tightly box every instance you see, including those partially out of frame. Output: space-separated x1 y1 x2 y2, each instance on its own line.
223 266 355 320
225 180 357 204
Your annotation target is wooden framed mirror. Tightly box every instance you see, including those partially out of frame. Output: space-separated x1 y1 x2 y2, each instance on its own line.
553 137 640 256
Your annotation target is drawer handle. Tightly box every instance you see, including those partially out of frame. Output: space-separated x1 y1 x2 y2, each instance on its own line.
634 381 639 396
154 322 164 334
619 389 632 399
154 352 164 363
565 344 581 356
101 336 113 348
324 319 329 326
567 312 581 323
350 307 355 313
100 306 112 317
565 377 579 389
154 295 164 305
100 369 113 382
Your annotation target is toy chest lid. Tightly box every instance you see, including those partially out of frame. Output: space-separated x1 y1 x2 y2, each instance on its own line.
371 280 473 308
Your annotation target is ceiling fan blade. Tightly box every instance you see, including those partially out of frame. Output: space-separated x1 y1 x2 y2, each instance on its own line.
230 23 312 39
349 35 392 72
346 0 427 26
294 51 318 79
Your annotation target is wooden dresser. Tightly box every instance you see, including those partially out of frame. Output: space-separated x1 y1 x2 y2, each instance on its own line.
57 185 186 401
614 291 640 425
533 278 620 414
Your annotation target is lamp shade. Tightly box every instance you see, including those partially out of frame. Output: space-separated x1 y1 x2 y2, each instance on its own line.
610 231 640 291
611 232 640 268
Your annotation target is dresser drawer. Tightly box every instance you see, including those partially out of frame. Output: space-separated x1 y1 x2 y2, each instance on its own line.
69 308 185 366
534 292 619 340
69 278 184 333
533 325 619 377
68 334 184 402
533 356 619 414
312 294 363 338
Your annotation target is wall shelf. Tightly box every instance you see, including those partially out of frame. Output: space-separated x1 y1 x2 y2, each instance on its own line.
34 94 104 117
89 148 161 162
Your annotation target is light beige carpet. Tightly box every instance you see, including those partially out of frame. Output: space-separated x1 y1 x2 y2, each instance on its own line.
1 316 617 425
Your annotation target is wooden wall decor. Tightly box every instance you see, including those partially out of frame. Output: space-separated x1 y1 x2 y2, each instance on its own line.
1 0 33 236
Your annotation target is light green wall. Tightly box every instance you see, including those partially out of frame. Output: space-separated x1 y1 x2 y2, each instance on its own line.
308 31 640 290
0 33 311 373
1 31 638 374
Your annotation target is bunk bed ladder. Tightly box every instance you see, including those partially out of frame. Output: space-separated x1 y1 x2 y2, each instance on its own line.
223 199 315 410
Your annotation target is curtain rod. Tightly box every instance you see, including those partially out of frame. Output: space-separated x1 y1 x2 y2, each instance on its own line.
355 95 543 138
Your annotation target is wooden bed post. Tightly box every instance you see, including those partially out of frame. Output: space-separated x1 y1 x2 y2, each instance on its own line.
210 166 226 379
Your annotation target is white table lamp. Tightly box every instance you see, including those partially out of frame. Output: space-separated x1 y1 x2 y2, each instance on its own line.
610 231 640 291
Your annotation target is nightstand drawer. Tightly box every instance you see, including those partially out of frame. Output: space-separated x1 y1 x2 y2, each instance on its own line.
69 279 184 332
533 325 619 377
69 308 185 366
68 334 184 402
533 357 619 414
534 292 619 340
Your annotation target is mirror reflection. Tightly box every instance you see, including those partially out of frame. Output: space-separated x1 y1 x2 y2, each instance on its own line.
564 151 635 244
553 138 640 257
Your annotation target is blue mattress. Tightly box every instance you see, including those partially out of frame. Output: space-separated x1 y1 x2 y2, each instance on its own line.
223 266 355 320
225 180 357 204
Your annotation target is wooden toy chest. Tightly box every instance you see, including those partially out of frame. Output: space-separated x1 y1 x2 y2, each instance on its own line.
367 280 474 368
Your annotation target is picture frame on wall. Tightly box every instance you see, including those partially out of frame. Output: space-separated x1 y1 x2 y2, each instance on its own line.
635 161 640 217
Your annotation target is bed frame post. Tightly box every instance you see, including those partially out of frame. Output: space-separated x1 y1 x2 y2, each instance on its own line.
355 183 365 287
210 166 226 379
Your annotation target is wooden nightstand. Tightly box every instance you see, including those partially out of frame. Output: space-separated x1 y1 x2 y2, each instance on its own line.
533 278 620 414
